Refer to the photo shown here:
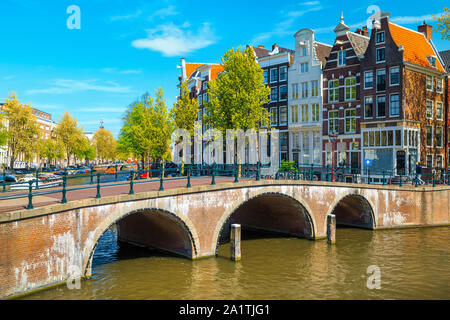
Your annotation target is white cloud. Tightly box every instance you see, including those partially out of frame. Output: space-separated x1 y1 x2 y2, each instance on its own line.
110 9 143 21
148 5 179 21
390 14 436 25
101 68 142 75
76 107 125 113
26 79 132 95
132 22 217 57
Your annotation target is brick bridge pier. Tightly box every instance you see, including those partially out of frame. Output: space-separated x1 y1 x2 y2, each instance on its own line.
0 180 449 299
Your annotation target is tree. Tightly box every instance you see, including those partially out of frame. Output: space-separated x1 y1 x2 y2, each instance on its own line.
118 88 174 163
93 128 117 162
204 45 271 133
3 93 41 169
54 111 85 165
38 138 65 166
171 80 198 135
72 136 94 163
433 7 450 40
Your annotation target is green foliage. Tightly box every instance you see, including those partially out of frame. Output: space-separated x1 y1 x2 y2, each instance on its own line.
54 111 86 165
38 138 65 164
118 87 174 162
205 46 271 133
279 160 298 172
433 7 450 40
3 92 41 169
93 128 117 162
171 80 198 135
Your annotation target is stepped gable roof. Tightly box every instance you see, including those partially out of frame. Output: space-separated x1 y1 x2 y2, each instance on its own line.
346 32 370 57
388 22 445 72
314 42 332 66
438 50 450 72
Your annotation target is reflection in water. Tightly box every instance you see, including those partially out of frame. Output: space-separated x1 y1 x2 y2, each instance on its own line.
20 227 450 300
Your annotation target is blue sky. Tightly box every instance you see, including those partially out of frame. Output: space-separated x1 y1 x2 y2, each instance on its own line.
0 0 448 137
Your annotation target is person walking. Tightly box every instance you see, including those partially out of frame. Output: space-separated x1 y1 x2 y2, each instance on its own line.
416 161 425 185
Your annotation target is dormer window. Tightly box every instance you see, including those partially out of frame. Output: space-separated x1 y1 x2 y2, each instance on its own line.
427 56 437 68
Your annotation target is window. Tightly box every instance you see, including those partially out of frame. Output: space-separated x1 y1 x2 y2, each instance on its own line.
312 104 319 122
436 102 443 120
436 78 443 93
291 105 299 123
301 82 308 98
302 46 308 56
270 69 278 83
270 107 278 126
345 77 356 101
198 95 203 105
301 104 309 122
390 67 400 86
376 69 386 91
301 63 309 73
426 100 433 119
437 155 443 168
280 106 288 125
279 66 287 81
376 31 385 44
436 126 443 147
311 80 319 97
328 110 339 134
270 87 278 102
345 109 356 133
203 93 208 103
202 82 207 90
279 85 287 100
377 96 386 117
328 80 339 102
426 75 433 91
426 125 433 147
263 70 268 84
364 71 373 89
376 48 385 62
364 96 374 118
292 83 299 99
426 154 433 168
428 56 437 68
302 131 310 164
338 50 346 66
390 94 400 116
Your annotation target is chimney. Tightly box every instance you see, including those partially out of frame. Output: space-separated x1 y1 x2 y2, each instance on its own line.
418 21 433 41
272 43 278 51
362 26 369 37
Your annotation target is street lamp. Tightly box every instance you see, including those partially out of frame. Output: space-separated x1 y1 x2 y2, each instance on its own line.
330 131 338 182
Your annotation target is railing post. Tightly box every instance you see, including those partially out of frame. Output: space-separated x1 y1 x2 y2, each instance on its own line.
447 170 450 186
35 168 39 190
90 165 94 184
310 164 314 181
382 170 386 185
129 170 134 195
61 172 67 204
432 172 436 187
415 172 418 188
368 169 371 184
2 170 6 193
256 162 260 181
276 171 279 180
211 163 216 185
96 173 101 199
137 163 141 180
159 168 164 191
27 180 33 210
115 164 118 182
234 164 239 183
187 167 191 188
399 173 403 187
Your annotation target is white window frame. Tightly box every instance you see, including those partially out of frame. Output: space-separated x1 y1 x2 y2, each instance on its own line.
376 69 386 92
279 106 288 125
263 70 268 84
426 154 433 168
436 78 443 93
376 95 386 118
436 154 443 168
338 50 346 66
279 85 287 101
270 107 278 126
344 109 356 133
328 110 339 134
389 66 400 86
301 82 308 99
344 77 356 101
328 80 339 102
426 75 433 91
364 96 374 119
270 87 278 102
426 100 433 119
364 71 373 89
301 104 309 123
270 68 278 84
300 63 309 73
436 126 443 148
376 47 385 63
376 31 385 44
291 105 299 124
389 93 400 117
311 80 319 97
426 125 433 147
312 103 320 122
436 102 443 120
279 66 287 82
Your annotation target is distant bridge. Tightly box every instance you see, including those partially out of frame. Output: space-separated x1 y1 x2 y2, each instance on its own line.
0 178 449 299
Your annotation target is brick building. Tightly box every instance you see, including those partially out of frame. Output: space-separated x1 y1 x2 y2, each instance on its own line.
439 50 450 169
322 14 369 170
359 13 447 178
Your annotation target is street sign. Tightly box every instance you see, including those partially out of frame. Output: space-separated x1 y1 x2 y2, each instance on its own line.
365 159 372 167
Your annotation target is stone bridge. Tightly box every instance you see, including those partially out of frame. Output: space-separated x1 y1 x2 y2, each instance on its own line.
1 180 449 299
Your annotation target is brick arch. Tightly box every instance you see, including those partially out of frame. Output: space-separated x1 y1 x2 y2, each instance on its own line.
324 193 376 230
211 191 316 255
81 206 200 277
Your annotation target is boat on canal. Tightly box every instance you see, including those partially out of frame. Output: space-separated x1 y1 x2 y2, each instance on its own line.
10 173 63 190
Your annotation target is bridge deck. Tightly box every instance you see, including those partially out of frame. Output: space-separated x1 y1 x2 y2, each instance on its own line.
0 176 236 214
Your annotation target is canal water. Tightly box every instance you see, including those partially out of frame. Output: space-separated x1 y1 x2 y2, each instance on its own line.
20 227 449 300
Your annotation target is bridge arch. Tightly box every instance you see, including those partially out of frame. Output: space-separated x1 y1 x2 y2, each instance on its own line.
325 193 376 230
212 191 316 254
81 206 200 277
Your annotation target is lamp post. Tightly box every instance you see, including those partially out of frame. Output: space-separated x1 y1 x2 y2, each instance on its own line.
330 131 338 182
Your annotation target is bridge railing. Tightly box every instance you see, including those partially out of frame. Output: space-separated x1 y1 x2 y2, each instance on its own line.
0 162 448 210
